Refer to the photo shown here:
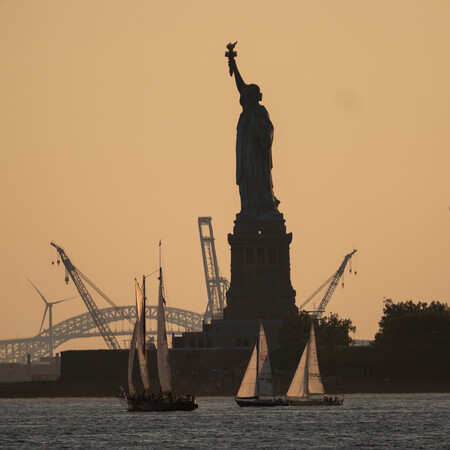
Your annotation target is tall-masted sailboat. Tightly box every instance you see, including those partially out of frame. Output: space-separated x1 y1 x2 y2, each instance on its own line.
235 322 287 407
286 320 343 406
118 265 198 412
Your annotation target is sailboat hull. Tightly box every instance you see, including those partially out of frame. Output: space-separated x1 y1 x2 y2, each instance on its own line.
235 397 288 407
126 398 199 412
289 398 343 407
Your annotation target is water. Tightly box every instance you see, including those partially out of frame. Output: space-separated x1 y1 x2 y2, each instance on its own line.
0 394 449 449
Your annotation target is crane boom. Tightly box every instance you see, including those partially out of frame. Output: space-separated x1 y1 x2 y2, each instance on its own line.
50 242 121 350
299 249 357 318
198 217 229 323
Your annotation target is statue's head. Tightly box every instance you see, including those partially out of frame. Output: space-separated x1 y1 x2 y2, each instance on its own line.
247 84 262 104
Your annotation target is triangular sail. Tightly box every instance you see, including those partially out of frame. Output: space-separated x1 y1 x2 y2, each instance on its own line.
157 268 174 394
127 321 138 396
236 344 258 398
286 341 308 399
307 321 325 395
135 280 151 392
257 323 274 397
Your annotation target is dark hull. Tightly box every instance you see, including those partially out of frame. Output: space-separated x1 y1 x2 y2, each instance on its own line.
127 398 198 412
235 397 288 407
289 399 344 407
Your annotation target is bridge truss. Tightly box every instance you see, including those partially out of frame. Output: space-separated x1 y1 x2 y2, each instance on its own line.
0 306 202 363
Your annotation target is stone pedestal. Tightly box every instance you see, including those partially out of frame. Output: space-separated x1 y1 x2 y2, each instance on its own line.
223 215 298 321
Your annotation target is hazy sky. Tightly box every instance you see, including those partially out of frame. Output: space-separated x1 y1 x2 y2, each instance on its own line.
1 0 449 351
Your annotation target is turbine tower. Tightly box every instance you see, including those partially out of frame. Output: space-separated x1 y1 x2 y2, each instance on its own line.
26 278 77 358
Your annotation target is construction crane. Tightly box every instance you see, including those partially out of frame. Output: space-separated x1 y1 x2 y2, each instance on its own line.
198 217 230 323
299 249 357 318
51 242 121 350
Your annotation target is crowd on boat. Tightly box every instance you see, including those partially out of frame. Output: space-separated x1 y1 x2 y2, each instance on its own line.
323 395 344 405
128 391 196 405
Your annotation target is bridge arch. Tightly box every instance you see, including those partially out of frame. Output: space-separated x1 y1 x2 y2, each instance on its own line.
0 306 202 363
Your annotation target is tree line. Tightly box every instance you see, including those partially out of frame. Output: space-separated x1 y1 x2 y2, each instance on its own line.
279 299 450 382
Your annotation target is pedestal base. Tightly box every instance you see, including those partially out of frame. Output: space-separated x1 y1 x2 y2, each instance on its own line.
223 216 297 321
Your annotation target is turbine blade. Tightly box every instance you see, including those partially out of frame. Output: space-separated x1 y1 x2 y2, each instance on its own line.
26 277 49 306
39 306 48 334
52 295 78 305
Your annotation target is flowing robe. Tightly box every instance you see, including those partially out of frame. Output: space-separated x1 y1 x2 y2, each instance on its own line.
236 103 279 217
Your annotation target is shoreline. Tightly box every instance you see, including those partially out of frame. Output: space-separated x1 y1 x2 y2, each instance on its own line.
1 381 449 398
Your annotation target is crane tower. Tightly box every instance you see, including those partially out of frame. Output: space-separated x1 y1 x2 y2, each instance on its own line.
51 242 121 350
198 217 230 323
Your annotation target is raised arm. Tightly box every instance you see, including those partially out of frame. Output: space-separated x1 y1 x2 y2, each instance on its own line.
229 58 246 95
226 42 246 96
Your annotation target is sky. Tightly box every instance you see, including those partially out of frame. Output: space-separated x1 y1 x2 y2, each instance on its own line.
1 0 449 351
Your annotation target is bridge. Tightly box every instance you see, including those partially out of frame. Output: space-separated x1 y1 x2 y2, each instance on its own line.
0 306 203 363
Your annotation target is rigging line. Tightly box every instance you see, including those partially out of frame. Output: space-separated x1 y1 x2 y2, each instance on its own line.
144 268 160 278
77 268 134 325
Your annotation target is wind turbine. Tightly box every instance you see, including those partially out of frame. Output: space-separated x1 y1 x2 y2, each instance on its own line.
26 277 78 358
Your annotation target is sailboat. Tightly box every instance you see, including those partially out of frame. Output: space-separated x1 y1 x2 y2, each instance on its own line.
286 320 343 406
118 266 198 412
235 322 287 407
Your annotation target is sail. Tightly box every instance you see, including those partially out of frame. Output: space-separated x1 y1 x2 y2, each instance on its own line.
257 323 274 397
135 280 151 392
307 321 325 395
157 268 174 394
236 344 258 398
127 321 138 396
286 341 308 399
136 277 147 361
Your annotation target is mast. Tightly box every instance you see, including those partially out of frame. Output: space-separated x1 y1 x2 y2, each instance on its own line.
135 280 151 392
156 241 174 394
142 274 147 359
256 326 260 397
256 322 274 398
128 322 138 396
305 325 311 399
306 319 325 395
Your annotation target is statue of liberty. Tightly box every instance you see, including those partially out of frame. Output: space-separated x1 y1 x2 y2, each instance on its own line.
226 42 280 219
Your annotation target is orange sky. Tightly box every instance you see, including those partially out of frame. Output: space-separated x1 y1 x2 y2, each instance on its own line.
1 0 449 350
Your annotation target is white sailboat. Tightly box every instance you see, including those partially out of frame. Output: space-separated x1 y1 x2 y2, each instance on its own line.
118 265 198 412
286 320 343 406
235 322 287 407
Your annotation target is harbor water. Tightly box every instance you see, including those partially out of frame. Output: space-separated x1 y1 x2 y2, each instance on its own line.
0 394 449 449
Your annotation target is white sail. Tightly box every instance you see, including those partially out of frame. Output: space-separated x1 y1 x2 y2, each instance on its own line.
257 323 274 397
286 341 308 399
236 344 258 398
157 269 174 394
135 280 151 392
127 321 138 396
307 321 325 395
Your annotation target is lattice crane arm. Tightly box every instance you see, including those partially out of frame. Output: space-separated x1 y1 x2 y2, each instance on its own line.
300 249 357 318
50 242 121 350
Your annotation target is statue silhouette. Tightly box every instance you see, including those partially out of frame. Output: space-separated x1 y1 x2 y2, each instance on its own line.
226 43 280 219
